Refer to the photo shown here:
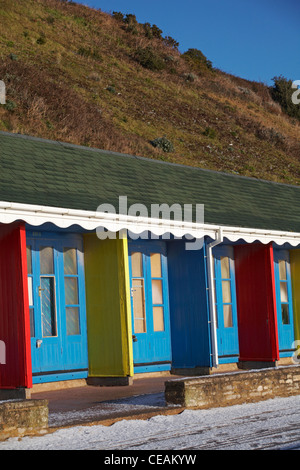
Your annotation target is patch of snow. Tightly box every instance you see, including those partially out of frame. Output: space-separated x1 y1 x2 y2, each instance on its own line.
1 394 300 450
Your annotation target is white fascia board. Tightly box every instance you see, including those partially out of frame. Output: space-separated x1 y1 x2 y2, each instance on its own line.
0 201 299 247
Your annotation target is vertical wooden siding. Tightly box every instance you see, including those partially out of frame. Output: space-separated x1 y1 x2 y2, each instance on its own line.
234 243 279 362
0 222 32 389
83 234 133 378
167 240 211 369
290 250 300 342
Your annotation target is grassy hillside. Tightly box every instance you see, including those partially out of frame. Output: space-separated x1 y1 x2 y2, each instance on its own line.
0 0 299 185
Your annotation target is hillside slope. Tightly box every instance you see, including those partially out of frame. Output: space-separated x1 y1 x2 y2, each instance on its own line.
0 0 299 185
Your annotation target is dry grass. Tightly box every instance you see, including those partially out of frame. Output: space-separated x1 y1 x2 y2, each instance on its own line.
0 0 299 184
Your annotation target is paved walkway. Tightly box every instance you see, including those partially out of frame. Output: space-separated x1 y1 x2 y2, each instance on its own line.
31 376 184 429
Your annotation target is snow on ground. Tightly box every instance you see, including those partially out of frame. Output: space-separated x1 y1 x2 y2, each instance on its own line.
1 394 300 450
48 392 168 427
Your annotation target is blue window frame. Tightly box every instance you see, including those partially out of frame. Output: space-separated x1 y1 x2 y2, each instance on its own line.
213 245 239 362
128 241 172 373
26 231 88 383
274 249 295 356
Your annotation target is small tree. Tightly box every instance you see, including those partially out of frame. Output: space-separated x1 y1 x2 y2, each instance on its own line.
151 24 163 39
112 11 124 22
143 22 153 39
163 36 179 50
182 48 213 70
270 76 300 121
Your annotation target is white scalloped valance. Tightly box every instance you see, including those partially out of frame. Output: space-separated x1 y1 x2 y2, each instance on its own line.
0 201 299 247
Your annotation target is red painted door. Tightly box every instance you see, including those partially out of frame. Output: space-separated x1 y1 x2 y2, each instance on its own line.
0 222 32 389
234 243 279 363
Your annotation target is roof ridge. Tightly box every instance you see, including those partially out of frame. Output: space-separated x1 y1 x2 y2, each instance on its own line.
0 131 299 189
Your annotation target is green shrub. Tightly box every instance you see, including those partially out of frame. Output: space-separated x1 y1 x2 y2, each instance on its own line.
36 34 46 45
112 11 124 22
150 136 174 152
134 47 165 71
3 100 17 111
151 24 163 39
143 22 153 39
106 85 116 94
123 13 139 35
163 36 179 50
9 53 18 61
270 76 300 121
183 48 213 70
203 127 217 139
124 13 137 25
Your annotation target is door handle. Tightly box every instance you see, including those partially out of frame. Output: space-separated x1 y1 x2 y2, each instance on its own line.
132 335 138 343
36 339 43 348
38 286 45 297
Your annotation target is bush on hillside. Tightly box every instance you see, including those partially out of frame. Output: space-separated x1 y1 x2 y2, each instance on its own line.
151 24 163 39
182 48 213 71
163 36 179 50
134 47 165 71
270 76 300 121
112 11 124 22
150 136 174 152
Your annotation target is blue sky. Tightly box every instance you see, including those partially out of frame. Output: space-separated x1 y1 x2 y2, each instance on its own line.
77 0 299 85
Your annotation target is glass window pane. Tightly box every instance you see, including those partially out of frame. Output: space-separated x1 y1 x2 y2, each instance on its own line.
27 246 32 274
41 277 57 337
65 277 79 305
29 308 35 338
281 304 290 325
220 256 230 279
223 304 233 328
28 277 33 306
131 252 143 278
152 279 163 305
222 280 232 304
150 253 162 278
40 246 54 274
153 307 165 332
279 260 287 281
134 319 146 334
280 282 288 303
132 279 146 333
64 248 78 275
66 307 80 335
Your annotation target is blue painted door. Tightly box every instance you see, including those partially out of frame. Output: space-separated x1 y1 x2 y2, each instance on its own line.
213 245 239 362
128 241 172 373
274 249 295 357
27 232 88 382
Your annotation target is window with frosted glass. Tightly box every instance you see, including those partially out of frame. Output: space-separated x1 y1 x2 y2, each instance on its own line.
278 259 290 325
132 278 146 333
131 252 146 333
220 256 233 328
39 246 57 337
63 247 80 335
41 276 57 337
27 245 35 337
40 246 54 274
150 253 164 332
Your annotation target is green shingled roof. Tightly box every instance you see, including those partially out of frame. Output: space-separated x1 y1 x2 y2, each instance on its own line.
0 131 299 233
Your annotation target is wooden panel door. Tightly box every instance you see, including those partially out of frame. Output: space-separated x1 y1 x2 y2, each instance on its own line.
213 245 239 362
27 232 88 382
128 241 172 373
